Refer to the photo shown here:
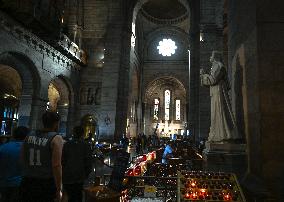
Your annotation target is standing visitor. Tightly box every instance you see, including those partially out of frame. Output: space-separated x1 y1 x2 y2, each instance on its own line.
20 112 63 202
0 126 29 202
120 133 129 151
62 126 92 202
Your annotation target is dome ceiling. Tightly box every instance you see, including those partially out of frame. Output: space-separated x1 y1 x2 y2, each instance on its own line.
142 0 187 20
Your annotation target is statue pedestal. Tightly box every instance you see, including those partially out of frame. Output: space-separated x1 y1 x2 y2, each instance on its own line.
203 142 247 178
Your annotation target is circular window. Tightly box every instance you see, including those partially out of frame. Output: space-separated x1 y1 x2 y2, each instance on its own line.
157 38 177 56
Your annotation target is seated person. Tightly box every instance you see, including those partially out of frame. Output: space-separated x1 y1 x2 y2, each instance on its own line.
162 141 175 164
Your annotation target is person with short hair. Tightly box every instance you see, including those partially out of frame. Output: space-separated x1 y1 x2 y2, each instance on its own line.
62 126 92 202
0 126 29 202
20 111 63 202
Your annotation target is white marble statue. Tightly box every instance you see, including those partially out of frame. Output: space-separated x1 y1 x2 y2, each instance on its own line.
200 51 240 142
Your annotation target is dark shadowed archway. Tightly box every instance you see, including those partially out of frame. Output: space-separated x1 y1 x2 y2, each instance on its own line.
0 52 40 129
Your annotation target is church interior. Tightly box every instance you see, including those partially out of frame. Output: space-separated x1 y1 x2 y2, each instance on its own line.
0 0 284 201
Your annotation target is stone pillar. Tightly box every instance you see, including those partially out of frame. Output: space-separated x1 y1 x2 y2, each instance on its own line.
57 104 69 136
114 28 132 141
18 94 33 127
136 100 143 134
29 97 48 130
188 0 200 143
99 0 133 142
99 33 122 141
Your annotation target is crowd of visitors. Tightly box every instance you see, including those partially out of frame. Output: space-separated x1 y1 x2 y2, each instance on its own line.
0 111 197 202
133 132 160 154
0 111 93 202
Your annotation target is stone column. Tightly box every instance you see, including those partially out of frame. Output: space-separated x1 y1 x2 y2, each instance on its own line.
29 96 48 130
18 94 33 127
99 0 133 142
188 0 200 143
114 27 132 142
57 104 69 136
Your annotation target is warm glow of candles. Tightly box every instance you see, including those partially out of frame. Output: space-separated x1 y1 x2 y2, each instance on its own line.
185 193 190 199
224 193 231 201
200 189 206 195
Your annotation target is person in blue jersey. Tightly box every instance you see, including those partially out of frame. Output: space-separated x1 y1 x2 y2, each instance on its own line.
20 112 63 202
0 126 29 202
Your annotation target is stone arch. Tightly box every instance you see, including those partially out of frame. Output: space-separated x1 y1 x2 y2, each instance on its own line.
144 76 186 103
0 52 40 98
48 75 74 136
0 52 40 128
56 75 75 107
0 65 22 135
144 73 188 98
144 76 187 137
0 65 22 98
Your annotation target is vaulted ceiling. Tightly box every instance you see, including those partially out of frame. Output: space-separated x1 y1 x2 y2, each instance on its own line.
141 0 187 20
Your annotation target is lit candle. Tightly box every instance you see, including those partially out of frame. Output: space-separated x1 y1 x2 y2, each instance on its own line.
185 193 190 199
191 181 196 187
200 189 207 195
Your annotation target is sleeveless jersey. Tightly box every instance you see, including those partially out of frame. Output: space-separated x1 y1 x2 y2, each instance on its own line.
23 130 57 179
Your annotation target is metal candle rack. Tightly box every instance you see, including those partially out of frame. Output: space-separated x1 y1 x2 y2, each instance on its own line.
177 170 246 202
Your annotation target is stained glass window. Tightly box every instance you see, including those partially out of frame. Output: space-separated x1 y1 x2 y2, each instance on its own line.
131 23 136 47
153 98 159 120
157 39 177 56
176 99 181 120
165 90 170 120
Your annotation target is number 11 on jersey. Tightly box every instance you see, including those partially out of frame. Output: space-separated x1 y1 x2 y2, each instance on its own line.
29 148 42 166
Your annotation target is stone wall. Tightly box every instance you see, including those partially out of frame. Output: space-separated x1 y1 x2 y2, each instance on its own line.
0 11 80 134
256 0 284 199
228 0 284 200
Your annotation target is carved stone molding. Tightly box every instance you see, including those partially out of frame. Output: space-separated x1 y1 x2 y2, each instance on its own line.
0 11 81 72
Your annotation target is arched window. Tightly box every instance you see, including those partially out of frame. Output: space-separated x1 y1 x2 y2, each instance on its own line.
153 98 159 120
165 90 171 120
175 99 181 120
131 23 136 47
